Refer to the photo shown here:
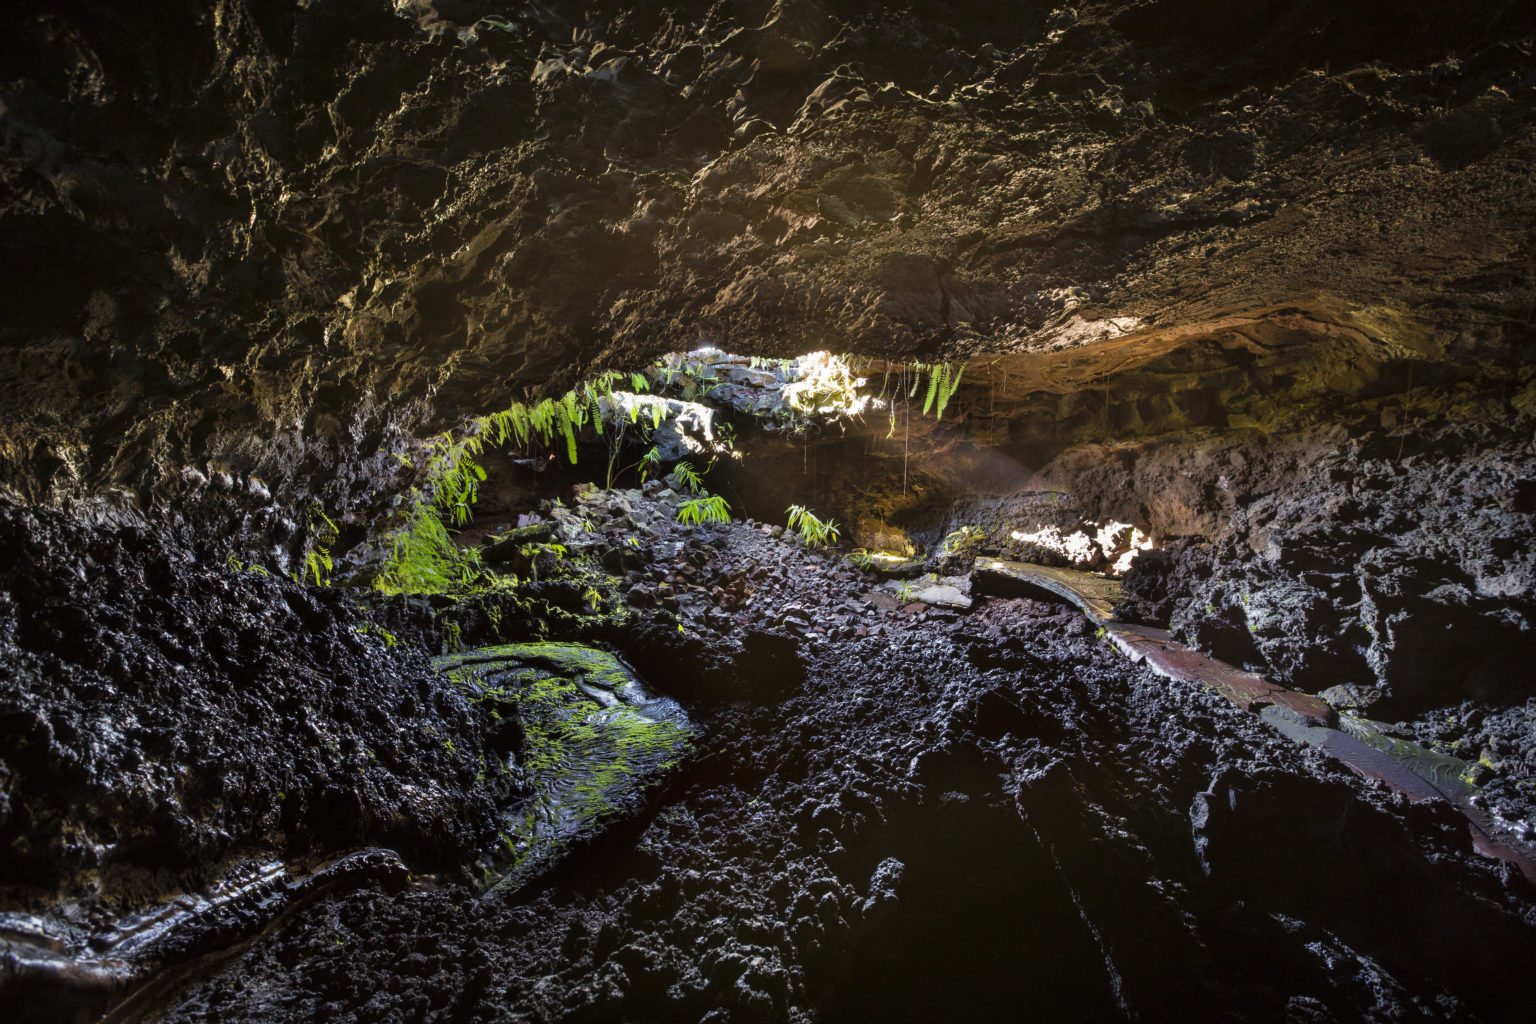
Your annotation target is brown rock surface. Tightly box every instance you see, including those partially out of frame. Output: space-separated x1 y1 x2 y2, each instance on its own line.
1 0 1532 509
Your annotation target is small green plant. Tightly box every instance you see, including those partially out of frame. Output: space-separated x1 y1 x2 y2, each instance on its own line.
354 624 399 647
303 549 333 586
226 555 270 577
676 495 732 525
897 581 915 602
785 504 840 548
376 501 483 595
903 362 967 420
293 504 338 586
847 549 875 570
672 460 705 494
939 524 985 558
638 446 664 482
923 362 965 419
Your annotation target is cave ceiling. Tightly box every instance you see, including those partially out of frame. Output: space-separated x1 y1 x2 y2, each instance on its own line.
1 0 1533 504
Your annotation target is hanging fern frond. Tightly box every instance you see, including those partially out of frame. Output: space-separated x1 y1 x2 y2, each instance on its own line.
584 383 605 435
922 364 944 416
561 412 578 463
934 363 965 419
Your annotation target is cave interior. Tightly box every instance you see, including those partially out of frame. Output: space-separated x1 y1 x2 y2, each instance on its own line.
3 2 1536 1022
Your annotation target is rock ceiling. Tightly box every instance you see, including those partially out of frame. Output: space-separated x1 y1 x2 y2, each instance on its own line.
1 0 1533 505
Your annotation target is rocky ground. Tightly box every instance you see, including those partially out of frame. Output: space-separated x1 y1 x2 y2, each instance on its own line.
1109 421 1536 825
0 498 518 922
7 481 1536 1023
4 1 1536 1020
148 488 1536 1023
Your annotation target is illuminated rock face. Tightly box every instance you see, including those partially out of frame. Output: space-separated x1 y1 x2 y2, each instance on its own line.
0 0 1532 730
6 9 1536 1020
1 0 1533 509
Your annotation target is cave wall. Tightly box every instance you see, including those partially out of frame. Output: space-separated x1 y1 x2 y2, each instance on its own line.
2 0 1534 514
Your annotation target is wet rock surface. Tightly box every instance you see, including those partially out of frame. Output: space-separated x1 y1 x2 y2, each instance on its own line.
434 642 695 895
1117 422 1536 724
3 0 1536 1019
2 491 1523 1023
2 0 1534 505
0 499 513 919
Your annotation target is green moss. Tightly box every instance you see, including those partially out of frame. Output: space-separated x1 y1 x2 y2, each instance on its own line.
436 643 694 891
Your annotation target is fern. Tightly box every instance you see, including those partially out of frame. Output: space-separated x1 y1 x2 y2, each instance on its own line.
935 363 965 419
295 503 339 586
376 368 672 594
304 548 333 586
910 362 966 420
375 502 485 595
638 446 663 482
672 460 705 494
676 495 732 525
785 504 840 548
584 382 606 436
559 393 580 463
923 364 944 416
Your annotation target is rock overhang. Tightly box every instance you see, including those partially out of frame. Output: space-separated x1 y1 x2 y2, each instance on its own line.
0 0 1531 507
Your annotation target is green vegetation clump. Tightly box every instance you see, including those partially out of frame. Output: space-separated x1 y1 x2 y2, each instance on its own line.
671 460 705 493
915 362 966 420
374 430 490 595
296 504 338 586
225 554 270 577
436 643 694 887
367 357 740 596
676 495 732 525
786 504 840 548
376 373 646 595
939 524 985 558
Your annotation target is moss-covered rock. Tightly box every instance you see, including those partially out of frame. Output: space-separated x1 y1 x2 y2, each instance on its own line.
433 643 695 895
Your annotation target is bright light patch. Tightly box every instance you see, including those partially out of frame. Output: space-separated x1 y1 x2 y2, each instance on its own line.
1011 525 1100 564
781 351 871 417
1109 526 1155 575
1010 519 1155 575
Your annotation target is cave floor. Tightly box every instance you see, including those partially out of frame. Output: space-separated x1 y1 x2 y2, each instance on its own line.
89 493 1536 1024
